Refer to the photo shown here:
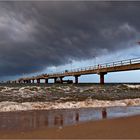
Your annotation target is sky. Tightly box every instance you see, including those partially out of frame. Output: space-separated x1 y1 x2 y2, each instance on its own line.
0 1 140 83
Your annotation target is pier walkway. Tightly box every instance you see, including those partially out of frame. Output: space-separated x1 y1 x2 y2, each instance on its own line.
17 57 140 84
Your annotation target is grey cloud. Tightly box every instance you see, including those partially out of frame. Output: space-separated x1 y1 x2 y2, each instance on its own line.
0 1 140 77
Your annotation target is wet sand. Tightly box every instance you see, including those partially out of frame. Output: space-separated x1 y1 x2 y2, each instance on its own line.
0 115 140 139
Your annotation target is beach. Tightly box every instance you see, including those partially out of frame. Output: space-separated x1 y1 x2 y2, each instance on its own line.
0 83 140 139
0 114 139 139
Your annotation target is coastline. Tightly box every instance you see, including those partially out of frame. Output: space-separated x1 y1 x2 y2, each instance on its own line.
0 114 140 139
0 84 140 138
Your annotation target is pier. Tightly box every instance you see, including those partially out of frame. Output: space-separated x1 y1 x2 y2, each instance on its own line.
17 57 140 84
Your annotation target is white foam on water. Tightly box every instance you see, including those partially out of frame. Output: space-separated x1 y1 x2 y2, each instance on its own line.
0 98 140 112
0 101 32 112
0 85 140 112
124 84 140 89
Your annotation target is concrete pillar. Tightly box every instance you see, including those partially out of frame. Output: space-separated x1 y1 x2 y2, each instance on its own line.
60 77 63 83
37 79 40 84
99 72 107 84
100 74 104 84
54 77 57 83
45 79 48 84
32 79 34 83
75 75 79 84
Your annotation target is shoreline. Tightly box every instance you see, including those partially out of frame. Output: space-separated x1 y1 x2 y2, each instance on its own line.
0 84 140 138
0 114 140 139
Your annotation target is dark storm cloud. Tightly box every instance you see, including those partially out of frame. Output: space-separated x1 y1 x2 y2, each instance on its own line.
0 1 140 77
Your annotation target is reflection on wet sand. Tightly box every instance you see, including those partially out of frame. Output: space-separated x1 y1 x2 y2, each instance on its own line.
102 108 107 119
0 108 104 131
0 106 140 132
75 112 79 122
0 108 107 131
0 110 82 131
54 114 63 126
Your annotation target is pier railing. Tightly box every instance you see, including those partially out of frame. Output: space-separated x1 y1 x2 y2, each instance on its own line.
48 57 140 76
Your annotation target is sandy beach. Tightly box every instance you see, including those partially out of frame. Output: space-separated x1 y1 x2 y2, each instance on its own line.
0 115 139 139
0 84 139 139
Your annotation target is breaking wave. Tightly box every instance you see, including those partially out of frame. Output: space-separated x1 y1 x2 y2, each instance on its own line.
0 98 140 112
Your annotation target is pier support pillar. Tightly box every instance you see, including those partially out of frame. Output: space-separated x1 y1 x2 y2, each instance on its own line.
37 79 40 84
45 79 48 84
60 77 63 83
75 75 80 84
99 72 107 84
54 77 57 83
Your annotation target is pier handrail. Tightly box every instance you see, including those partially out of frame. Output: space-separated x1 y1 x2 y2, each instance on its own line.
48 57 140 75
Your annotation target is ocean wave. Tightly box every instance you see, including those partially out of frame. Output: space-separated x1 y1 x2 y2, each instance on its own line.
0 98 140 112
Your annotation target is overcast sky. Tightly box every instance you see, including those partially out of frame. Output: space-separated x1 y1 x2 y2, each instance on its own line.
0 1 140 82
